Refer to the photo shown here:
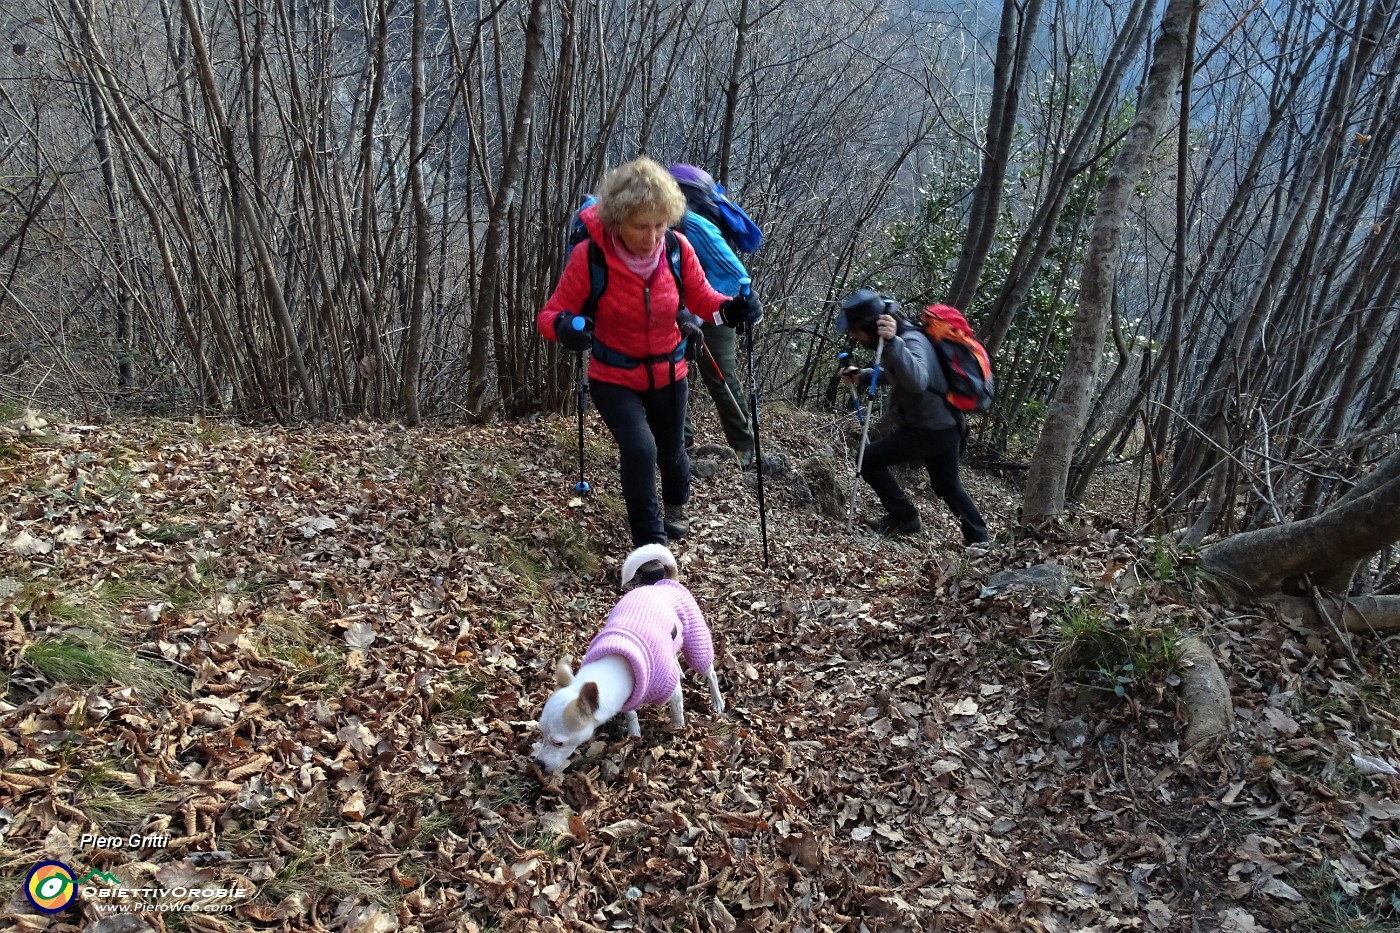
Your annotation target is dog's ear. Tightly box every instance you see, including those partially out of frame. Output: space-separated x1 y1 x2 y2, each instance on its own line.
577 681 600 717
562 683 600 732
554 656 574 687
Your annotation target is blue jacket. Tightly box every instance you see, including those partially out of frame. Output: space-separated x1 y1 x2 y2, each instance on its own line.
676 212 749 296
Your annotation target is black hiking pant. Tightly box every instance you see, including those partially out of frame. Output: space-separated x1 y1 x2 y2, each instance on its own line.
590 378 690 547
860 425 989 545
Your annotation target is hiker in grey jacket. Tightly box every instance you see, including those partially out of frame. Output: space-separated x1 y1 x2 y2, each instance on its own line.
838 288 989 544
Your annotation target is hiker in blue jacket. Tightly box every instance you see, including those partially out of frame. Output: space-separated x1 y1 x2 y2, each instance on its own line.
838 288 989 545
669 164 757 468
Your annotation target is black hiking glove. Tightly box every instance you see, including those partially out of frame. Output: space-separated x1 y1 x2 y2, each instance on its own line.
719 293 762 330
554 312 593 352
677 309 705 361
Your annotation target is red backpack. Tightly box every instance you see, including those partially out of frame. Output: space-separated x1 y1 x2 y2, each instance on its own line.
921 304 994 413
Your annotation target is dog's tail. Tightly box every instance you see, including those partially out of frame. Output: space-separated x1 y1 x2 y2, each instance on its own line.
621 543 678 588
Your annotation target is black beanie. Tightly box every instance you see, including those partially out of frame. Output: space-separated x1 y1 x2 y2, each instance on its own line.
837 288 890 333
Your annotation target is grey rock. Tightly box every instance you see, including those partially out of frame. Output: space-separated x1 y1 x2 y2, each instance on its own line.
690 458 722 480
799 455 848 519
981 564 1072 598
1054 716 1090 751
692 443 735 460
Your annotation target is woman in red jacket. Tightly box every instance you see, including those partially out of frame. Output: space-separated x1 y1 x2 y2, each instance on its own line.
538 157 762 547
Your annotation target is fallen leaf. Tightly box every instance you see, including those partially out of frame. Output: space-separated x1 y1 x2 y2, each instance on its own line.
951 697 979 716
9 529 52 556
344 620 377 649
1350 753 1399 777
1259 876 1301 900
599 819 644 842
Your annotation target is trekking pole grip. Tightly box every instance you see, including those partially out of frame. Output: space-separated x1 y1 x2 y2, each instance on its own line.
737 277 752 336
868 337 879 400
856 336 883 474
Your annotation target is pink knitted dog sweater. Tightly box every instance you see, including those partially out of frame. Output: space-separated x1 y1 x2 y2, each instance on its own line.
580 579 715 712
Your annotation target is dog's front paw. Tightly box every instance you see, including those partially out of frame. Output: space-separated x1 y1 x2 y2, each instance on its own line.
711 697 726 715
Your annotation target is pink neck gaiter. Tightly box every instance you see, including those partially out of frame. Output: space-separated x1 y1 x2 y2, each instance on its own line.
612 233 663 281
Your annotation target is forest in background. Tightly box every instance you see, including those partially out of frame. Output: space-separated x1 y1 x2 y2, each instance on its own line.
0 0 1398 571
2 1 1400 927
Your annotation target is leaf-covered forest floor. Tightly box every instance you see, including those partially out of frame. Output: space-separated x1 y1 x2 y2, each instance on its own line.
1 407 1397 933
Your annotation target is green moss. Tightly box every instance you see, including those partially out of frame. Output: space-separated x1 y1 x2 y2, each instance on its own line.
24 636 124 685
1292 859 1400 931
141 522 201 544
553 523 600 576
22 633 178 693
81 784 183 830
1052 604 1181 699
429 670 485 721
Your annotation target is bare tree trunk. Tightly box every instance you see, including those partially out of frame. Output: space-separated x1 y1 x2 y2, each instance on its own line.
947 0 1043 312
464 0 548 418
716 0 749 187
399 0 429 425
981 0 1155 359
177 0 316 415
1024 0 1202 520
1067 3 1200 503
1200 451 1400 597
1163 0 1397 535
82 48 137 393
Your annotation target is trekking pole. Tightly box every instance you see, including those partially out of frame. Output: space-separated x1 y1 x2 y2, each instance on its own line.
837 351 865 425
739 278 769 569
571 319 590 494
854 336 884 474
697 339 747 432
838 351 864 530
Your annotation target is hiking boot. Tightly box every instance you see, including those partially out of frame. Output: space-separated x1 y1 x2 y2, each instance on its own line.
864 513 923 536
663 503 689 541
736 448 755 470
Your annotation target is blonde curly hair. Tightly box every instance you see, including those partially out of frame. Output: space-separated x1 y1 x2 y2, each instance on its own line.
595 157 687 231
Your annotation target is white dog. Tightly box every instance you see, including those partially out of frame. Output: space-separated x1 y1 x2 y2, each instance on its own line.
532 544 724 774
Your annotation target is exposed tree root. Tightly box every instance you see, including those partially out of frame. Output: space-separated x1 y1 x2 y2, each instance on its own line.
1263 593 1400 633
1175 636 1231 749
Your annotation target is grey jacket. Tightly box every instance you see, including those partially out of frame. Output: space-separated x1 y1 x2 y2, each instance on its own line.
854 321 958 431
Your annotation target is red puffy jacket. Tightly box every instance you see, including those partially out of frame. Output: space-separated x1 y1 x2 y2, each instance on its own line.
537 204 729 391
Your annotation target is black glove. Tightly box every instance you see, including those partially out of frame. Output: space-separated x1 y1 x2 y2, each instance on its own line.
841 366 872 389
719 292 763 330
554 312 593 352
677 309 704 361
677 309 705 341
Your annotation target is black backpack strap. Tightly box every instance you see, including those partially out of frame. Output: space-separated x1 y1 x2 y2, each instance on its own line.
578 232 687 380
664 230 684 304
581 235 679 318
664 230 686 385
579 240 607 323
